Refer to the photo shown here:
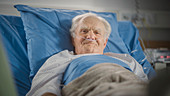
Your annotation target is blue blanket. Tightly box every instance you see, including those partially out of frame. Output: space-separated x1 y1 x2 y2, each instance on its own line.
62 55 131 85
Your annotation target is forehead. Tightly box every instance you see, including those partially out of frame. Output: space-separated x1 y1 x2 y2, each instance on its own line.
79 16 105 29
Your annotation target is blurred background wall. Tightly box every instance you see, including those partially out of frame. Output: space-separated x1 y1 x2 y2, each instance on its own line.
0 0 170 48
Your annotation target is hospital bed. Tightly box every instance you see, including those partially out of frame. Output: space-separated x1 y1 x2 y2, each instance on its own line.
0 4 156 96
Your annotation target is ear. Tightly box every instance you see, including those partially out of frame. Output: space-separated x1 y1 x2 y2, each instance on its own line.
71 37 75 46
104 38 108 47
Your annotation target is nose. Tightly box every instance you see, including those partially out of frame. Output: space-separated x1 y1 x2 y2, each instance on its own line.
86 30 95 40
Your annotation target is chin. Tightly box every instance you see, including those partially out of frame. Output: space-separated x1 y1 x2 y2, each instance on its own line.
84 48 99 54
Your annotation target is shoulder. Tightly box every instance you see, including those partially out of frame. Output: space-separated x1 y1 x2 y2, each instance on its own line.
104 52 131 58
39 50 74 69
47 50 73 61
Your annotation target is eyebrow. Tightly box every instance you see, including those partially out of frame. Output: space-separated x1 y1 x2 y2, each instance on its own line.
94 28 102 32
79 25 88 30
79 25 102 32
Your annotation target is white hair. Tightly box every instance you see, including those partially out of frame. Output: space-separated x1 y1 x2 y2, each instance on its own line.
70 13 111 39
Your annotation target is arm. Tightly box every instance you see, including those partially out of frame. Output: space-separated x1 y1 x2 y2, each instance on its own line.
104 52 148 81
26 50 72 96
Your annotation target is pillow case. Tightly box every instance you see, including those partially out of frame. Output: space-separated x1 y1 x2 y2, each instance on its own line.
118 21 156 79
15 5 129 81
0 15 31 96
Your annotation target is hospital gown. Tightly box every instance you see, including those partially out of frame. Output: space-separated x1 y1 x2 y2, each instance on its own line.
26 50 148 96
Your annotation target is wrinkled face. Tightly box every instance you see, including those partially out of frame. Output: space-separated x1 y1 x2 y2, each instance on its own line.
72 16 108 55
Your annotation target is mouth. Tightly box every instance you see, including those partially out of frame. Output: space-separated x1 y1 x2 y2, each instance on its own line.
82 40 96 45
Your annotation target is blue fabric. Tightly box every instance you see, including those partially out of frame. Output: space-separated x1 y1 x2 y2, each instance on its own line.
0 15 31 96
14 4 129 81
118 21 156 79
63 55 131 85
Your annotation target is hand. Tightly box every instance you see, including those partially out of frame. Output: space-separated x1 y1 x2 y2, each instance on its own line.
42 92 57 96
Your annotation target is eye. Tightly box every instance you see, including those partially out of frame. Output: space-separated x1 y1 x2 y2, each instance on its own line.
94 30 100 35
81 29 89 33
94 31 99 34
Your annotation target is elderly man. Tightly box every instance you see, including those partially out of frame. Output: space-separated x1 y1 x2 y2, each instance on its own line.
70 13 109 55
26 13 148 96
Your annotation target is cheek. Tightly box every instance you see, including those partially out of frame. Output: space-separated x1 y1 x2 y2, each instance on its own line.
74 38 83 45
97 39 104 45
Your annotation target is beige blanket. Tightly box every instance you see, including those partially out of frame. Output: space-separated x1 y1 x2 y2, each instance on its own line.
62 63 148 96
